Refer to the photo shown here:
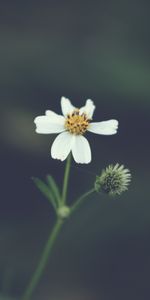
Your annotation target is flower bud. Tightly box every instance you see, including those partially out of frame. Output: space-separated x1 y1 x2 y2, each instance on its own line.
95 163 131 196
57 206 71 219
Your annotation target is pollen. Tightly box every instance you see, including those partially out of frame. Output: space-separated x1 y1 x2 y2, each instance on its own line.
65 110 90 135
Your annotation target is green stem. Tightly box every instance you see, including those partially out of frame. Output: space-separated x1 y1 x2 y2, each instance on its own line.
21 219 64 300
70 188 95 214
62 154 72 204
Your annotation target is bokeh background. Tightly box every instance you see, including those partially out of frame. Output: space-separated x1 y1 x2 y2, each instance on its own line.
1 0 150 299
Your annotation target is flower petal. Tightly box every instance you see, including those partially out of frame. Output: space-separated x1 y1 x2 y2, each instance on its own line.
61 96 76 116
51 132 75 161
79 99 96 119
45 110 65 122
72 135 92 164
34 115 65 134
88 120 118 135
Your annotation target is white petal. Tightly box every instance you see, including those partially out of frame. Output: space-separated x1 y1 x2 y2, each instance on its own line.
72 135 92 164
51 132 75 161
79 99 96 119
45 110 65 122
34 115 65 134
88 120 118 135
61 96 76 116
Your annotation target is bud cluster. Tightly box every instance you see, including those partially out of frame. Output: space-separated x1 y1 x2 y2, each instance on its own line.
95 163 131 196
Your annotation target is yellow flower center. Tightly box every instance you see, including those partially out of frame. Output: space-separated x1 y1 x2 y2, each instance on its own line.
65 110 90 135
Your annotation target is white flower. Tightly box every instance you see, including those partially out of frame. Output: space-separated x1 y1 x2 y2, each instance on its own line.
34 97 119 164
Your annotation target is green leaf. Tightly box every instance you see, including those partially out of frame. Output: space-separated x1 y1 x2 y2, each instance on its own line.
32 177 57 211
46 175 61 206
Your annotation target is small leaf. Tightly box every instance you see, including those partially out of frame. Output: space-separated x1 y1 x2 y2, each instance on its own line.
46 175 61 206
32 177 57 211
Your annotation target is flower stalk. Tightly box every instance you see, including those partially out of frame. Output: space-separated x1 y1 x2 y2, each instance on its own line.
21 185 95 299
21 219 64 300
62 154 72 204
70 188 95 214
22 154 96 300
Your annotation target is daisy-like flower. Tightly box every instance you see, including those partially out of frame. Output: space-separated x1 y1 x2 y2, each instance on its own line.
95 163 131 196
34 97 118 164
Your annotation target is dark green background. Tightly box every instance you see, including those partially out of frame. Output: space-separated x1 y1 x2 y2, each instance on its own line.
0 1 150 299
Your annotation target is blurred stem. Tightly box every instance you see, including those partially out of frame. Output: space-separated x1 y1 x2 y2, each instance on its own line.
71 188 95 214
21 187 95 300
22 155 96 299
62 154 72 204
21 219 64 300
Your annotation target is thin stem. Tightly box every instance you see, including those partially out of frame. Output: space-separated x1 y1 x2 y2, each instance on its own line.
62 154 72 204
21 219 64 300
70 188 95 214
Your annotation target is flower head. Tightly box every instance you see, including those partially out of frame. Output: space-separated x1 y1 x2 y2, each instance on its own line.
95 163 131 196
34 97 118 164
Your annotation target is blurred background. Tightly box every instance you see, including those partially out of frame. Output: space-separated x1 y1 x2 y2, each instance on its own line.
0 0 150 299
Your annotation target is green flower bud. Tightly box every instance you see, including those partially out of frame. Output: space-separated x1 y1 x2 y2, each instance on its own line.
95 163 131 196
57 206 71 219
